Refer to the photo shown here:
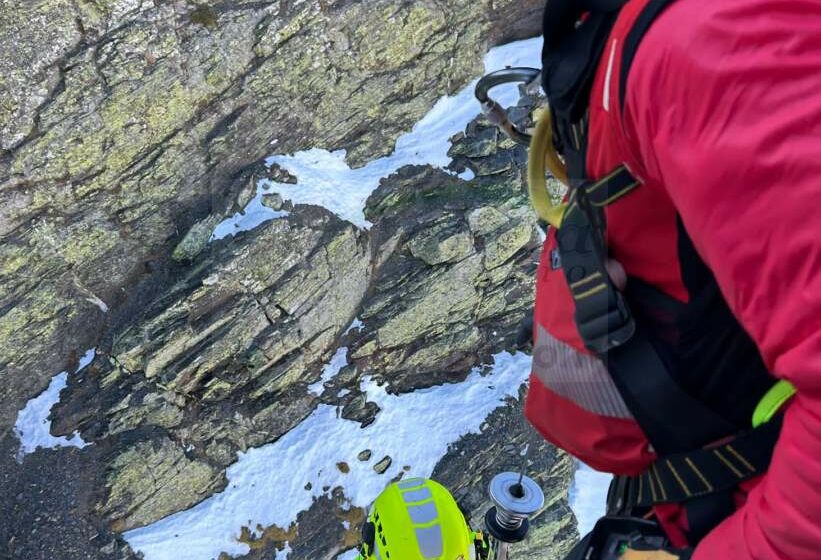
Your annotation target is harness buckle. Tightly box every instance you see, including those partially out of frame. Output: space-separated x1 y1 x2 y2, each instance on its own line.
575 285 636 354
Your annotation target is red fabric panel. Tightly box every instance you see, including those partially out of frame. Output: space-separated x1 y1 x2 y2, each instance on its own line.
535 230 591 354
525 373 654 475
621 0 821 557
586 0 691 304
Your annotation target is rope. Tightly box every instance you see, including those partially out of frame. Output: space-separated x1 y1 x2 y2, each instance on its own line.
527 107 568 227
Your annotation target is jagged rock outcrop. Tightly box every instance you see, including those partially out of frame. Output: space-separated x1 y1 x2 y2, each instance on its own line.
54 205 372 531
3 2 581 557
0 0 544 431
352 127 539 393
46 104 576 560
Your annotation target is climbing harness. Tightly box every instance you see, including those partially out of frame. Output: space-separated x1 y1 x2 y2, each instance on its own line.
476 0 795 551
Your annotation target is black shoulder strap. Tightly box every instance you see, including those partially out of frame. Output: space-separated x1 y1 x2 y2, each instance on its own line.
619 0 678 113
558 171 738 454
542 7 621 182
557 174 636 353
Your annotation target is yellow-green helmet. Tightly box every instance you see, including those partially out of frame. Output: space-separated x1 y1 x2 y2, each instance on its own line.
359 478 476 560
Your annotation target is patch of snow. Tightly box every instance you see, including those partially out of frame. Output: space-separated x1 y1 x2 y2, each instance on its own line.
85 295 109 313
210 182 289 242
336 550 360 560
277 542 292 559
458 168 476 181
337 389 351 399
124 351 532 560
568 461 612 537
77 348 96 371
344 318 364 335
210 36 543 234
308 347 350 396
14 348 96 460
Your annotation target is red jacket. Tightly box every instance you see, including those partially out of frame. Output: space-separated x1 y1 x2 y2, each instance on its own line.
525 0 821 558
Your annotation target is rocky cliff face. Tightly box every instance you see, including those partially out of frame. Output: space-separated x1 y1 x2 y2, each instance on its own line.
1 2 578 559
0 0 543 429
51 112 566 545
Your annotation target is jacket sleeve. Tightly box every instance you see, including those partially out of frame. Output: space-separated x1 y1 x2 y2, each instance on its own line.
622 1 821 558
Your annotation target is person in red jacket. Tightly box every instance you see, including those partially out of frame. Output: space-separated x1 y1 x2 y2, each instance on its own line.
524 1 821 559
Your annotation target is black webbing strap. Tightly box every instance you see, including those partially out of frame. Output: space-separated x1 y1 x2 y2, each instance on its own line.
616 416 783 510
584 165 640 207
557 169 638 354
559 166 739 453
606 325 739 453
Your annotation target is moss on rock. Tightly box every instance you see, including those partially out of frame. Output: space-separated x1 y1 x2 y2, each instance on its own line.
104 437 224 532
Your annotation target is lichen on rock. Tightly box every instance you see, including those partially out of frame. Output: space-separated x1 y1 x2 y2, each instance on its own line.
104 437 224 532
0 0 544 433
1 2 580 557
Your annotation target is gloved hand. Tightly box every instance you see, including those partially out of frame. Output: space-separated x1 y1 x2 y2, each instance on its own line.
515 309 534 349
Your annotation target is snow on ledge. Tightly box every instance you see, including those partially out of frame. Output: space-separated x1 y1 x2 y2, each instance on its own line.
307 346 350 396
344 317 364 335
309 318 363 395
124 351 532 560
210 183 289 242
568 461 612 537
262 37 542 229
14 348 95 461
209 36 543 237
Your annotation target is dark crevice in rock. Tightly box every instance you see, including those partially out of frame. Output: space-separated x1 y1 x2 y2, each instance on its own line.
204 104 249 145
254 298 279 326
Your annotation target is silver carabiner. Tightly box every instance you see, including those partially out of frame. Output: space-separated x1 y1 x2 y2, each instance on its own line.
474 68 541 146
